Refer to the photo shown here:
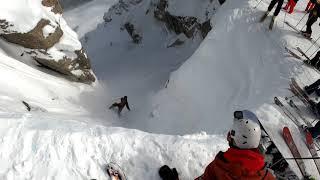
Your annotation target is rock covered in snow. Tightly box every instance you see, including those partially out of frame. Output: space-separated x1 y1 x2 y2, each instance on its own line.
103 0 223 45
0 0 95 83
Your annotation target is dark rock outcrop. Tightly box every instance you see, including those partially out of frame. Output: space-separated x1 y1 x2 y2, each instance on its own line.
1 19 63 50
34 49 95 83
154 0 213 39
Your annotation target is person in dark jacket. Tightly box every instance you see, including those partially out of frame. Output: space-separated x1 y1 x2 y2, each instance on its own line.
109 96 131 116
195 110 275 180
260 0 284 23
283 0 299 14
302 0 320 38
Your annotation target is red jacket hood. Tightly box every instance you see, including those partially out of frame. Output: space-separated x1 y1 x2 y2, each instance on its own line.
223 147 266 172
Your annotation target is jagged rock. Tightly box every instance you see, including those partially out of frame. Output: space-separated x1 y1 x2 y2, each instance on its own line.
0 0 96 84
124 22 142 43
1 19 63 50
42 0 63 14
34 49 95 83
200 20 212 38
154 0 215 39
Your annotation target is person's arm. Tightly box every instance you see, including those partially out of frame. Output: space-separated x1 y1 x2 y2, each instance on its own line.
126 102 131 111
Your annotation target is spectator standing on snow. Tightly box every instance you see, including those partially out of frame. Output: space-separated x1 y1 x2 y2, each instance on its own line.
195 110 275 180
260 0 285 24
109 96 131 116
283 0 299 14
301 0 320 38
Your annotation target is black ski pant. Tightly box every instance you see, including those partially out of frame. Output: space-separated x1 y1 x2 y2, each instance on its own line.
268 0 284 16
305 79 320 94
306 12 318 34
308 120 320 138
310 51 320 69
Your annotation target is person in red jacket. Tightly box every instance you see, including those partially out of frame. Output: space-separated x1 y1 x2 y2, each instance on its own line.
283 0 299 14
195 110 275 180
305 0 316 11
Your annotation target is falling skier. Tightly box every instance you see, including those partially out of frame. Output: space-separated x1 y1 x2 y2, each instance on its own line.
195 110 275 180
301 0 320 38
260 0 284 29
109 96 131 116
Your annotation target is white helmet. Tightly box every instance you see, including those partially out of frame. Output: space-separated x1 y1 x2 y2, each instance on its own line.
229 110 262 149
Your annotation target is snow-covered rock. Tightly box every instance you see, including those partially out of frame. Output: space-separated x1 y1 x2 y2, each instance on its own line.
0 0 95 83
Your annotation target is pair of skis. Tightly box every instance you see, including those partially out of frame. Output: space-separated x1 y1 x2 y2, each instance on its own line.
284 21 319 47
274 96 320 178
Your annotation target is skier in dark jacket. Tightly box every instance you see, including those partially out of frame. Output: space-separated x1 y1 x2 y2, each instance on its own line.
109 96 131 115
260 0 284 25
302 0 320 38
304 50 320 70
306 121 320 138
283 0 299 14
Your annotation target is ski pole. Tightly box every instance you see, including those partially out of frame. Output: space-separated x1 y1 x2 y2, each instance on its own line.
270 156 320 169
254 0 264 9
295 12 308 28
305 34 320 54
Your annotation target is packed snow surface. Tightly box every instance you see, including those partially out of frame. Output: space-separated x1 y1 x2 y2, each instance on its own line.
0 0 320 179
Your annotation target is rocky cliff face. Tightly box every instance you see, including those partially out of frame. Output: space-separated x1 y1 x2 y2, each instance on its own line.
103 0 223 45
0 0 95 83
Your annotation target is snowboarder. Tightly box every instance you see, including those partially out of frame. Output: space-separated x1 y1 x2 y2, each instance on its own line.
305 0 316 12
195 110 275 180
283 0 299 14
109 96 131 116
301 0 320 38
260 0 284 28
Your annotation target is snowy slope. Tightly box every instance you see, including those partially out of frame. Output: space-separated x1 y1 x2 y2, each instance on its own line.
0 0 320 179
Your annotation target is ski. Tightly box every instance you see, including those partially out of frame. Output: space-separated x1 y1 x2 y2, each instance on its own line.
269 17 275 30
306 131 320 173
290 78 320 118
283 127 309 178
274 96 302 126
297 47 312 61
296 47 320 74
287 99 313 127
285 46 303 60
284 21 319 46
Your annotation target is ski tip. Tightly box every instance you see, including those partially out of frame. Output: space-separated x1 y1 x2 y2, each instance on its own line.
306 131 313 144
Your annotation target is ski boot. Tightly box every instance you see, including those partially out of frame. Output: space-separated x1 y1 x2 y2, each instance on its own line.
159 165 179 180
301 30 312 38
260 11 269 22
269 16 276 30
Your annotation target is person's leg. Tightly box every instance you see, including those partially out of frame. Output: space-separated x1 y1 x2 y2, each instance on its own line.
274 0 284 16
306 1 311 11
306 13 317 34
283 0 290 10
109 103 118 109
268 0 278 12
288 0 296 14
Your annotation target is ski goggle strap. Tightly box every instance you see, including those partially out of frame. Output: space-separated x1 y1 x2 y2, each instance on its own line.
233 110 260 123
